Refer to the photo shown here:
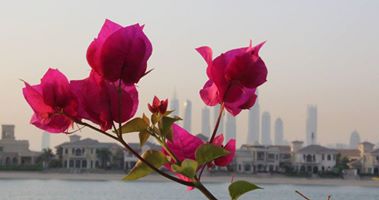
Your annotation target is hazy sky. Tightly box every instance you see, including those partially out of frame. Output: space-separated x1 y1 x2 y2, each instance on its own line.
0 0 378 151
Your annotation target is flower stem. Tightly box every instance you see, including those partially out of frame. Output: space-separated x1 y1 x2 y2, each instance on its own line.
74 120 194 187
209 103 225 143
196 182 218 200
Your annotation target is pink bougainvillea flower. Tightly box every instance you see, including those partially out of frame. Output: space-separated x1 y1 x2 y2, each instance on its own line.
165 124 204 161
212 134 236 166
197 41 267 116
163 124 235 179
87 19 152 84
148 96 168 114
71 71 138 131
22 68 79 133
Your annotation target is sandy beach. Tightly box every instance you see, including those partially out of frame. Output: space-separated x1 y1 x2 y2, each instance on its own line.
0 171 378 188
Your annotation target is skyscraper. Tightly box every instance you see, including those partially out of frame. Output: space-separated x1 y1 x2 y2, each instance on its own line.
170 90 180 116
349 130 361 149
274 118 284 145
213 104 224 135
306 105 317 145
41 132 50 150
247 91 260 144
183 100 192 132
261 111 272 145
225 113 237 142
201 107 211 137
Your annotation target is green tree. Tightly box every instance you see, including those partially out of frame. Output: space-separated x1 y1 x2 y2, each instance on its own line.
36 148 55 168
96 148 112 169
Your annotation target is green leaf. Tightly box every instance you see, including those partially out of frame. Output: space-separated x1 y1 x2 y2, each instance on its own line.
142 113 150 126
172 159 198 178
151 113 160 125
163 110 174 116
123 150 168 181
228 180 262 200
195 144 229 165
139 131 150 146
161 116 181 141
120 118 148 134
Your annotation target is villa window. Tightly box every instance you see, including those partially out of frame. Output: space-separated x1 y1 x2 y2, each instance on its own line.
376 156 379 161
65 148 68 154
327 154 331 161
69 160 74 168
82 160 87 168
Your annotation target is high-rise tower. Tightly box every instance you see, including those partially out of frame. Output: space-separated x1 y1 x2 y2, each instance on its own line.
170 90 180 116
261 111 272 145
41 132 50 150
247 91 260 144
349 130 361 149
225 113 237 142
306 105 317 145
183 100 192 132
274 118 284 145
201 107 211 138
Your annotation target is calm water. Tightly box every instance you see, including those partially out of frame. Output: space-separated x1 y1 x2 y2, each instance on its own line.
0 180 378 200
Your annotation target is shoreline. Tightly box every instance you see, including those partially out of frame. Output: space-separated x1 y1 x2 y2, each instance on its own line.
0 171 378 187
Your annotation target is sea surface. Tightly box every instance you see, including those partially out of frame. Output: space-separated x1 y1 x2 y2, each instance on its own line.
0 179 378 200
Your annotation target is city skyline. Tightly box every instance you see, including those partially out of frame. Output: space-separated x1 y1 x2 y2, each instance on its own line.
1 1 378 151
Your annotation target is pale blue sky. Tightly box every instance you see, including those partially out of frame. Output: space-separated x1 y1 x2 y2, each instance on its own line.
0 0 378 150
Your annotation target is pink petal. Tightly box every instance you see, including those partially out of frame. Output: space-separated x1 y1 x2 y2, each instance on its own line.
100 24 152 84
214 139 236 166
108 82 139 123
166 124 204 161
196 46 213 66
199 80 220 106
212 134 224 146
40 68 73 108
22 82 53 115
31 113 72 133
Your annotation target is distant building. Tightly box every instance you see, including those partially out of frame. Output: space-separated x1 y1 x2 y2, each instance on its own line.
261 112 271 145
236 144 291 173
41 132 50 151
124 142 160 171
170 91 180 116
306 105 317 145
225 113 236 142
349 130 361 149
0 124 40 167
247 91 260 145
357 142 379 175
201 107 211 137
274 118 284 145
292 142 337 174
183 100 192 132
213 104 224 135
56 135 123 170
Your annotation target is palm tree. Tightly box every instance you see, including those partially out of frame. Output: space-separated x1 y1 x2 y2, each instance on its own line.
96 148 112 169
37 148 54 168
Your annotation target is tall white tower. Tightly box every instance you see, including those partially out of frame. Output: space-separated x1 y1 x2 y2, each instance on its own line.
41 132 51 150
225 113 237 142
349 130 361 149
170 90 180 116
213 104 224 135
247 91 260 144
274 118 284 145
183 100 192 132
261 112 272 145
201 107 211 138
306 105 317 145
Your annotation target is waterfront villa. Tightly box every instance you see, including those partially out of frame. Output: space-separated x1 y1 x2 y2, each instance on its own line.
0 124 41 167
292 142 337 173
56 135 123 170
